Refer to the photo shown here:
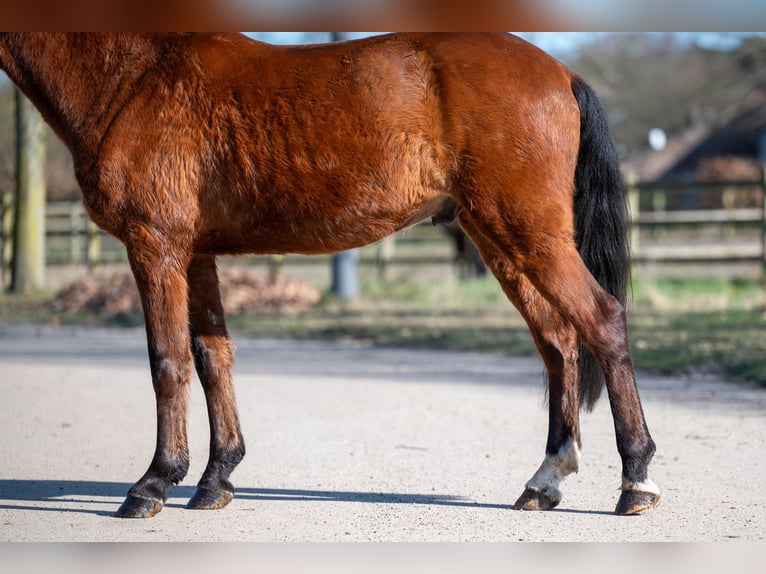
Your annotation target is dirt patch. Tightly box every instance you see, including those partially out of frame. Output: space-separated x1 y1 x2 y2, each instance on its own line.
49 267 322 316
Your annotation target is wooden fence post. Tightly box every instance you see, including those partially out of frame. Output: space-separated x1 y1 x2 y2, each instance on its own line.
70 201 83 263
626 171 640 258
761 165 766 277
1 192 13 290
11 89 47 294
376 235 395 280
651 186 666 241
268 254 284 284
86 220 101 274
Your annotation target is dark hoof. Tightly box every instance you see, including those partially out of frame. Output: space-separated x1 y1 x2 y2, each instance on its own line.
513 487 561 511
187 487 234 510
615 490 660 515
115 495 164 518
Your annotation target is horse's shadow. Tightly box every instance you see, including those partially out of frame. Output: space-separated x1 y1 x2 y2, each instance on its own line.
0 479 614 517
0 479 517 517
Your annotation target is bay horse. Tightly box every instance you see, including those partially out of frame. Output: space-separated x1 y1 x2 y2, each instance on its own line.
0 32 660 518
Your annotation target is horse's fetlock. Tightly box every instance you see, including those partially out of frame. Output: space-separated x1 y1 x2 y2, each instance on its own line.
149 452 189 486
170 457 190 485
619 436 656 486
223 443 246 467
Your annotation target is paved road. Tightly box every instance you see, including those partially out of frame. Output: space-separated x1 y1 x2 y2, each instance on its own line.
1 323 765 541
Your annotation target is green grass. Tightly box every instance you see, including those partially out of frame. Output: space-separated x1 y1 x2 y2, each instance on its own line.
356 268 508 307
229 304 537 357
629 308 765 383
631 276 766 311
2 274 764 386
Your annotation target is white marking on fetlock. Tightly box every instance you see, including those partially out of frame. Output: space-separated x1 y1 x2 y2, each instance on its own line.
621 476 661 495
526 438 581 499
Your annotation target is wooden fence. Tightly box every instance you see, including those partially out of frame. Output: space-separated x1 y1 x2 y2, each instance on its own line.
627 172 765 273
1 173 765 289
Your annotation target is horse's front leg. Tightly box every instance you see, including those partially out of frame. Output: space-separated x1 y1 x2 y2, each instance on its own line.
186 255 245 510
116 232 193 519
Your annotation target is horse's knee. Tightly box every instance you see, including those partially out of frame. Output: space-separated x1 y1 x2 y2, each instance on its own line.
191 335 234 385
150 356 191 396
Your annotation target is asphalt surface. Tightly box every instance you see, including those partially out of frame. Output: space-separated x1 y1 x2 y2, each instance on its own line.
1 323 765 541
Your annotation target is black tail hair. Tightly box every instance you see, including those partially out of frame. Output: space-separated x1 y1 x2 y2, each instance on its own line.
571 75 631 411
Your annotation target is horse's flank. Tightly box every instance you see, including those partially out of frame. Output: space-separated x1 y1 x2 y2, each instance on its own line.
0 32 575 256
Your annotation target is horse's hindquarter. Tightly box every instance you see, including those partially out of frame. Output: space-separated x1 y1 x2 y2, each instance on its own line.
431 34 581 203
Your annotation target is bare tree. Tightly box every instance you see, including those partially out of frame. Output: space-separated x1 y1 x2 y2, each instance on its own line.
567 33 766 159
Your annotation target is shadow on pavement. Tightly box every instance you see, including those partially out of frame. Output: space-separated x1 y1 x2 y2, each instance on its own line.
0 479 523 516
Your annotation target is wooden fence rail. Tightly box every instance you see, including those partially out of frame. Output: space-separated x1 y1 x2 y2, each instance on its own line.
1 172 765 289
627 172 765 271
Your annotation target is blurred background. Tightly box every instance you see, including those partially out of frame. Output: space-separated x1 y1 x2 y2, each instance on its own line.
1 32 764 386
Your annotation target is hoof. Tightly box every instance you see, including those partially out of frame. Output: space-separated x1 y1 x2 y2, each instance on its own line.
115 495 164 519
187 487 234 510
615 489 660 515
513 487 561 511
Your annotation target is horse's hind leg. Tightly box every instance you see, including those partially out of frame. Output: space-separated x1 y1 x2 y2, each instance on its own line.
529 255 659 515
510 288 582 512
462 206 659 514
460 215 582 511
186 255 245 510
116 232 193 518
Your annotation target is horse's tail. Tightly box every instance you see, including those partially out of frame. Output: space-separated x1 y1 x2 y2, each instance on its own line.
570 74 631 411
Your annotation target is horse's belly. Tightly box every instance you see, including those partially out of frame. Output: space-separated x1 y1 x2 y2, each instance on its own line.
198 126 453 255
196 190 454 256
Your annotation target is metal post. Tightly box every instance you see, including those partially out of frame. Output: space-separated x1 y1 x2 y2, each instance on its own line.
331 249 359 300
